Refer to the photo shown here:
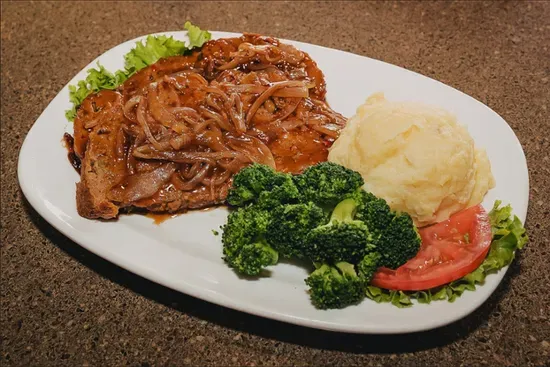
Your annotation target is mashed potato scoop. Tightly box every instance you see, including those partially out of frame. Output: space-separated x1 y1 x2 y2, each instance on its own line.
328 93 495 227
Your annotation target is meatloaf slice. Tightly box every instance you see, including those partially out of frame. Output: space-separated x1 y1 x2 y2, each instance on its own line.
75 90 126 219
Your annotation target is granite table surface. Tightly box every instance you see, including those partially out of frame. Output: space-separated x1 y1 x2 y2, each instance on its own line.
1 1 549 366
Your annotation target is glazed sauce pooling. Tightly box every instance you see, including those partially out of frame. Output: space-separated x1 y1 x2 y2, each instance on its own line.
63 133 81 172
146 212 179 225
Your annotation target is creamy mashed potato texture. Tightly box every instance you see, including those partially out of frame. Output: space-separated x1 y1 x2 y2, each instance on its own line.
328 93 495 227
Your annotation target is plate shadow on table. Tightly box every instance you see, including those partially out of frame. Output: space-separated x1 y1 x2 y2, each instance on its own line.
23 198 521 354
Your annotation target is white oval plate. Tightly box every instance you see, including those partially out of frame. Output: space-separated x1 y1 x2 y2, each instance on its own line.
18 31 529 334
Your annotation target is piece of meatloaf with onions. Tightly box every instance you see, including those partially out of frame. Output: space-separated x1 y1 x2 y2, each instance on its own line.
70 33 346 219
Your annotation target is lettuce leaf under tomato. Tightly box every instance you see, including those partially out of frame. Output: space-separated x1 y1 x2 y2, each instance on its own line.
365 200 528 307
65 22 211 121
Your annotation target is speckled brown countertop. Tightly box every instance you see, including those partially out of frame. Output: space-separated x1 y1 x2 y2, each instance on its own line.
1 1 549 366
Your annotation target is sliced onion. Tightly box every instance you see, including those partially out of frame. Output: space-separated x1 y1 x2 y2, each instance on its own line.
218 157 248 173
133 146 240 164
199 106 233 132
171 122 188 134
193 119 215 133
136 97 164 150
126 134 145 175
171 163 210 191
309 124 340 138
288 68 308 79
218 56 244 70
169 106 200 119
109 163 177 203
221 84 309 99
265 54 281 63
246 81 307 124
272 86 309 98
280 118 306 131
187 72 208 86
202 169 231 186
246 64 279 72
206 93 224 111
203 86 230 102
196 128 227 152
148 83 177 127
169 133 193 150
225 134 276 168
221 84 266 94
123 96 141 121
181 162 202 179
169 71 208 86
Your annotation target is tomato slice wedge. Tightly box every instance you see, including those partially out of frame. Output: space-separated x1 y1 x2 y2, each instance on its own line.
371 205 492 291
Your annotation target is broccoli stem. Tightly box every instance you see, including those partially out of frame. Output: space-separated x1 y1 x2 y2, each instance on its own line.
335 261 356 276
329 198 358 223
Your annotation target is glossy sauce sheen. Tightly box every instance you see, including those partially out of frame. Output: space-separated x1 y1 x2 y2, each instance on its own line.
62 133 81 172
118 36 333 174
71 34 346 218
146 212 180 224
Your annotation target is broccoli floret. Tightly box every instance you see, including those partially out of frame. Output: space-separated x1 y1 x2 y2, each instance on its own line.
227 241 279 275
306 198 374 263
266 202 328 258
222 206 278 275
349 190 420 270
305 262 364 309
344 188 376 205
226 164 284 207
357 252 381 284
377 212 421 269
356 195 395 241
294 162 364 207
256 173 300 209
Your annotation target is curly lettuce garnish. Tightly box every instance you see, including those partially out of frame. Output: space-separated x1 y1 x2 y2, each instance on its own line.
65 65 128 120
65 22 211 121
184 21 212 49
365 200 528 307
123 35 187 73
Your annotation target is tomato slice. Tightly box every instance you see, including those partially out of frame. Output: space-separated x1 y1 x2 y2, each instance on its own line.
371 205 492 291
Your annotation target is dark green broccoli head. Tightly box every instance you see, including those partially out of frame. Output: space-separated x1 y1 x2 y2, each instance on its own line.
357 252 381 284
294 162 364 207
226 164 284 207
222 206 269 246
256 174 301 209
377 212 421 269
227 241 279 276
356 196 395 239
266 202 328 258
343 189 380 221
344 189 378 209
305 262 364 309
307 222 372 263
305 198 374 263
222 206 278 275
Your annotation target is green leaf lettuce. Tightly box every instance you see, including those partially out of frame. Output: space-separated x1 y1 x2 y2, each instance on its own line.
184 21 212 49
124 35 187 72
65 64 128 120
365 201 528 306
65 22 211 121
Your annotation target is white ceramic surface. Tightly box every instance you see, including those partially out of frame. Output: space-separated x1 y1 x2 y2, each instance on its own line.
18 31 529 334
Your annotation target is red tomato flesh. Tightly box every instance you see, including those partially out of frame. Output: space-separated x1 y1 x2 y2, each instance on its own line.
371 205 492 291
